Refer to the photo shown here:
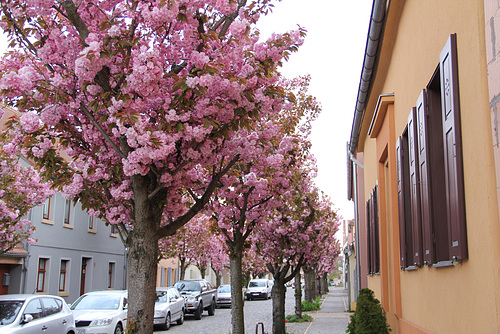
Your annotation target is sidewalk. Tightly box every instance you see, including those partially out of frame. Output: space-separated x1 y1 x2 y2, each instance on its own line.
286 287 350 334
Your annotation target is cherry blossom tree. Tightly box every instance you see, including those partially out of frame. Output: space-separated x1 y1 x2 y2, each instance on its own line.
0 1 305 332
255 185 340 334
159 214 228 280
211 74 319 334
0 109 53 254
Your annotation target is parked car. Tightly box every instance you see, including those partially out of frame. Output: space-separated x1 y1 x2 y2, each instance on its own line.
0 294 76 334
246 279 272 300
174 279 216 320
215 284 231 308
154 287 185 330
70 290 127 334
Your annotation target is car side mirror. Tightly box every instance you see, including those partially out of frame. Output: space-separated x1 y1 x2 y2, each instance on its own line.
22 314 33 324
201 286 207 292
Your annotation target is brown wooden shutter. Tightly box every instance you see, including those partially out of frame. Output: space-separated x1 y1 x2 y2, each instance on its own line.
416 90 435 265
439 34 468 260
373 186 380 273
408 107 423 267
396 136 411 269
366 198 373 274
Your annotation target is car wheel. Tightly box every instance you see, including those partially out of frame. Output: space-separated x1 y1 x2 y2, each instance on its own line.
163 313 171 330
177 309 185 325
208 300 215 316
194 303 203 320
114 323 123 334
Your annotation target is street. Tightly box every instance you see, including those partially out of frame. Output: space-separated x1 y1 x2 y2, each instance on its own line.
155 286 299 334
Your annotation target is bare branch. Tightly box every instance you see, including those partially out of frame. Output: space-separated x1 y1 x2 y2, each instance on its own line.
79 102 126 159
61 0 90 45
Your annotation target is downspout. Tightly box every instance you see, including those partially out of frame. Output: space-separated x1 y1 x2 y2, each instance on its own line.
348 0 387 155
348 0 387 301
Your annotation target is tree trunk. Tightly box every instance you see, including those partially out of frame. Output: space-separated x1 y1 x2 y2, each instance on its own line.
127 229 158 333
179 257 186 280
271 278 287 334
320 274 329 295
215 270 222 287
294 273 302 318
200 265 206 279
315 274 321 297
304 267 315 302
230 253 245 334
126 174 162 334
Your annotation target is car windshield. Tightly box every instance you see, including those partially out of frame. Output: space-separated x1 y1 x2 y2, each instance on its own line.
0 301 23 326
217 285 231 293
175 281 201 292
155 291 169 303
71 294 122 310
249 281 265 288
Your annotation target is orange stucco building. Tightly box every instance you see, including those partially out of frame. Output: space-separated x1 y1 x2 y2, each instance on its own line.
348 0 500 332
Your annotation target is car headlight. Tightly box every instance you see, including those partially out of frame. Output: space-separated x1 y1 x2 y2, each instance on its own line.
187 297 198 302
154 310 164 317
90 318 113 327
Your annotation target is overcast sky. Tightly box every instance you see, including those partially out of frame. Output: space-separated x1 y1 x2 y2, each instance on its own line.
257 0 373 222
0 0 374 223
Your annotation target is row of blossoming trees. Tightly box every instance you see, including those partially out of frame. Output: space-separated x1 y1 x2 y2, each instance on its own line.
0 1 340 333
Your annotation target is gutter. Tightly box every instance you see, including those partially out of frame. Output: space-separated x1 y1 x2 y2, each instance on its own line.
348 0 388 154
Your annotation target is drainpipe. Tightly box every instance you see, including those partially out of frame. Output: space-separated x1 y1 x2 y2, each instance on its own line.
348 0 387 155
347 0 387 302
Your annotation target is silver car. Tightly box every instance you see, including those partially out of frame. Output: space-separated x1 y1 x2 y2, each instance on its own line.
0 294 76 334
154 287 185 330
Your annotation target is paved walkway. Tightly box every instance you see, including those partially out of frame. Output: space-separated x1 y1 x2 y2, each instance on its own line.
286 287 350 334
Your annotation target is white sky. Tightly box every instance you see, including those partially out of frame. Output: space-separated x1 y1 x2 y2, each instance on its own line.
0 0 373 223
257 0 373 222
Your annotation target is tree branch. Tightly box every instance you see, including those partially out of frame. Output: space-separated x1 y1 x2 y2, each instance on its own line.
158 154 240 237
79 102 126 159
61 1 90 45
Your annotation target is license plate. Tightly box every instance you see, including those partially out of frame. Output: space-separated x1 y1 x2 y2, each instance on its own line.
77 329 85 334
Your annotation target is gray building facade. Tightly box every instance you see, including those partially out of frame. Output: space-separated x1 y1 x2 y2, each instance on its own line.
0 191 127 304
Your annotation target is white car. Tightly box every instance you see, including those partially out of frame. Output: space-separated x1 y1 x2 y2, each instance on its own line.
71 290 127 334
154 287 185 330
246 279 272 300
0 294 76 334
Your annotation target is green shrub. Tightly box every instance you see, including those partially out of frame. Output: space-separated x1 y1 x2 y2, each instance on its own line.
301 297 321 311
285 314 313 323
346 288 391 334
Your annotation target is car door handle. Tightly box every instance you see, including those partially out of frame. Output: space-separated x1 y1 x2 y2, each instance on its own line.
42 326 48 331
62 320 67 325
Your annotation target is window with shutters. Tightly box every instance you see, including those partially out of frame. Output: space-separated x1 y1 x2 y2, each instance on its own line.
367 186 380 275
396 34 467 269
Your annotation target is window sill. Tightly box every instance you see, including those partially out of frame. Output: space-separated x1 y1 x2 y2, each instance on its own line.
58 291 69 297
42 219 54 225
36 292 48 295
88 229 97 234
63 224 74 229
403 266 418 271
432 261 454 268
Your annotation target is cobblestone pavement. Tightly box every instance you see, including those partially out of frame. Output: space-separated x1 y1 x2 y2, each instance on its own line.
155 286 349 334
155 286 296 334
